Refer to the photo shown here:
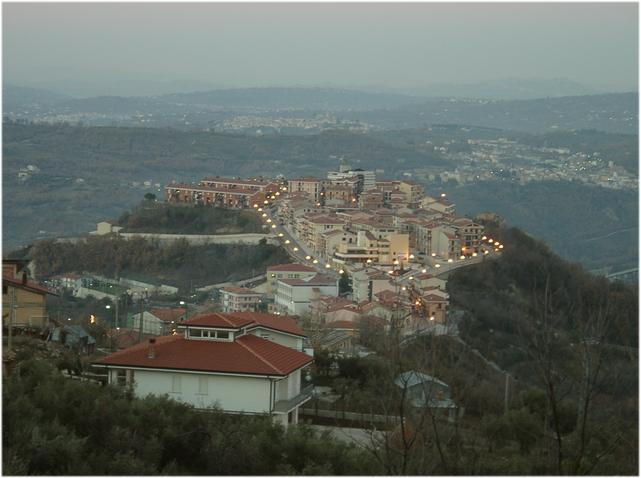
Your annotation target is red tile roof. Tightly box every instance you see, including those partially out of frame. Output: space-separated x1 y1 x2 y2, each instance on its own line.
230 312 306 337
267 263 316 273
93 334 312 377
181 313 254 329
3 275 58 296
150 308 186 324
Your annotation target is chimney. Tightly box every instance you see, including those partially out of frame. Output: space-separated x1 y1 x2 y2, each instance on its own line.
147 338 156 359
21 271 27 285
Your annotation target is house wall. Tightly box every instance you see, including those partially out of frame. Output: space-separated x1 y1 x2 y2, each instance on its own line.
2 286 47 329
131 369 273 413
249 328 302 350
131 312 164 335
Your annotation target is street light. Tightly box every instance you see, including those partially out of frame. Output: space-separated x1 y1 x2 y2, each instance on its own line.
305 255 311 260
285 239 290 244
448 258 453 263
312 259 318 264
435 264 441 268
293 247 299 252
421 268 427 273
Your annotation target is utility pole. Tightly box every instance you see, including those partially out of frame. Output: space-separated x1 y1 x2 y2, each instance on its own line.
115 295 119 329
504 373 510 415
8 287 16 351
138 292 145 343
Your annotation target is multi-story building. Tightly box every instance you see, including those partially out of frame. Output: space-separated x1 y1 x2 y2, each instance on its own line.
220 287 264 313
359 189 385 209
332 231 409 265
297 214 345 253
93 312 313 427
165 183 263 208
288 177 326 203
421 196 456 217
398 180 425 207
351 268 395 303
451 218 484 254
266 263 317 296
3 259 58 331
275 274 339 315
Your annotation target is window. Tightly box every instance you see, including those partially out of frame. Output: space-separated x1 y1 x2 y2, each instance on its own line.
171 375 182 393
217 331 230 339
198 376 208 395
116 369 127 386
189 328 202 338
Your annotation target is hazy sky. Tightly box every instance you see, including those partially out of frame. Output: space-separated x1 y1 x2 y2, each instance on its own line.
3 2 638 96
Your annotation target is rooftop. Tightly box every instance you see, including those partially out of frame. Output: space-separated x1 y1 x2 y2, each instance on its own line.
93 333 312 377
267 263 316 273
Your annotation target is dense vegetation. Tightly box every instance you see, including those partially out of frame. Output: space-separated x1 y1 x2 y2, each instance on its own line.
3 355 378 475
30 236 290 289
118 202 264 235
446 226 638 473
449 180 639 272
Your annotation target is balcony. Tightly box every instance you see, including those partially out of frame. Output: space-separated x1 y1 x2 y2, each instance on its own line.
273 384 314 413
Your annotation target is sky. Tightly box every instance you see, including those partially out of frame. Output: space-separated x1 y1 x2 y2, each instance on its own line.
2 2 639 97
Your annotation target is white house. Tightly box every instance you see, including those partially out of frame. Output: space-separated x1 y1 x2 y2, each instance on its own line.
93 312 313 427
274 274 339 315
220 287 264 312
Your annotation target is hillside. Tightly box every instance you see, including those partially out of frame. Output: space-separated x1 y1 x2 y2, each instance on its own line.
2 121 444 249
118 202 264 235
28 236 290 290
448 180 638 272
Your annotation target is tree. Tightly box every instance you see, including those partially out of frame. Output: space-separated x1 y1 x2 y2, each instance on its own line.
338 272 352 296
143 193 157 202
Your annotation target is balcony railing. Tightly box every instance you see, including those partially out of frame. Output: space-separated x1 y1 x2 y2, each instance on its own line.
273 384 314 413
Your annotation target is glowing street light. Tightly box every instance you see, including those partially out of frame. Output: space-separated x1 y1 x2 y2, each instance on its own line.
305 255 311 260
293 247 299 251
429 316 435 321
440 193 446 198
484 250 489 255
499 244 504 249
431 253 436 257
257 208 263 212
435 264 441 268
278 233 284 237
421 269 427 273
325 264 331 269
401 286 406 291
284 239 290 244
460 255 465 260
312 259 319 264
264 200 269 204
482 235 487 240
472 252 478 257
271 224 277 229
339 269 345 274
448 258 453 263
488 239 494 243
262 213 267 217
253 204 258 208
266 218 272 223
409 254 415 260
393 259 399 265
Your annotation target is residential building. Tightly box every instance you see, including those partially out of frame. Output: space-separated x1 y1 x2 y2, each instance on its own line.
352 268 395 303
93 220 124 235
220 287 264 313
93 313 314 426
3 261 57 331
451 218 484 254
398 180 425 207
275 274 339 315
165 183 263 208
287 177 326 203
266 263 317 296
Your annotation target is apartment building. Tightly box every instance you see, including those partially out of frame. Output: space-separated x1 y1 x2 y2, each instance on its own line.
288 177 326 203
220 287 264 313
275 274 339 315
266 263 317 296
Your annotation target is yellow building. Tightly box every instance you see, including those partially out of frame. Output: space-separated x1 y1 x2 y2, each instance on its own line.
3 261 57 330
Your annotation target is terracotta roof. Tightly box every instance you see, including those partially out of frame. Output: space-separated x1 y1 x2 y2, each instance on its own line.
267 263 316 273
181 313 254 329
201 177 270 186
93 334 312 377
279 274 337 286
230 312 306 337
290 177 322 182
165 183 257 195
415 273 436 280
307 215 344 225
150 308 186 324
3 275 58 296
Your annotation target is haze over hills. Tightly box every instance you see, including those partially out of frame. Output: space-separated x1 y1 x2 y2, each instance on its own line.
3 85 637 135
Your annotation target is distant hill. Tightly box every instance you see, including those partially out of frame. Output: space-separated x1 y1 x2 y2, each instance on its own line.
350 93 638 134
409 78 600 100
3 84 72 112
159 87 420 110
